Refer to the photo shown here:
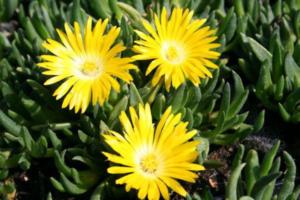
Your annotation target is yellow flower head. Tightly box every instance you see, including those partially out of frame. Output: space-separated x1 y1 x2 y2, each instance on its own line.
103 104 204 200
133 7 220 91
38 17 137 113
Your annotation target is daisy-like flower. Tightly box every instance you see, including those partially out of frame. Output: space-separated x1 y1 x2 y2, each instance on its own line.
38 17 136 113
133 7 220 91
102 104 204 200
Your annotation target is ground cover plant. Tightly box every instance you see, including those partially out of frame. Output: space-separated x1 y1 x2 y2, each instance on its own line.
0 0 299 199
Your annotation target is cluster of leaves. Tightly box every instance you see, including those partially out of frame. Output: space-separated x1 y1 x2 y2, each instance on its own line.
158 0 300 123
188 141 300 200
225 142 300 200
0 0 19 21
207 0 300 123
0 0 299 199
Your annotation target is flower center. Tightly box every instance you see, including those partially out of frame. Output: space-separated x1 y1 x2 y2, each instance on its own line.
166 46 179 61
162 43 184 64
140 153 158 174
81 61 102 77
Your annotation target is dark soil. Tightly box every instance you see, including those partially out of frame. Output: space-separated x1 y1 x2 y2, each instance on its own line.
0 21 18 37
12 159 75 200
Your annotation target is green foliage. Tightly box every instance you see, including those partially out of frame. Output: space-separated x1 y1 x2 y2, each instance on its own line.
162 67 264 145
188 142 299 200
0 0 19 21
226 0 300 123
0 178 15 200
176 0 300 123
223 142 299 200
0 0 299 199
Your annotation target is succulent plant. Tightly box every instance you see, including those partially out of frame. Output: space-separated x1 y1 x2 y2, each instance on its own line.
0 0 19 21
225 142 300 200
239 33 300 123
173 0 300 123
186 141 300 200
0 0 298 199
212 0 300 123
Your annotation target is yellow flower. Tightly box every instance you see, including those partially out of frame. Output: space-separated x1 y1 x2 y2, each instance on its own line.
133 7 220 91
103 104 204 200
38 17 136 113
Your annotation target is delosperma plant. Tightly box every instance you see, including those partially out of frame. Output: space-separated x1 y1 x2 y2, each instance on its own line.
0 0 299 199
